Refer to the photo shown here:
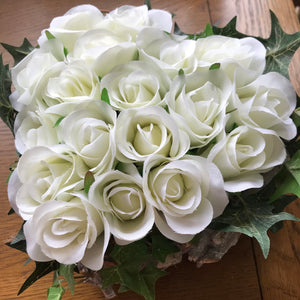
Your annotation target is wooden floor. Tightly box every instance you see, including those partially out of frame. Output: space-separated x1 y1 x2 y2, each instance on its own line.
0 0 299 299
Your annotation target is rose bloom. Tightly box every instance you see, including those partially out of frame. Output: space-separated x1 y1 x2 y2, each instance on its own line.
89 164 154 244
101 60 170 110
69 28 137 77
166 69 232 148
137 28 198 78
8 144 88 220
38 4 105 51
195 35 266 87
207 126 286 192
231 72 297 140
24 193 110 270
10 39 65 111
57 100 116 175
143 155 229 243
115 106 190 163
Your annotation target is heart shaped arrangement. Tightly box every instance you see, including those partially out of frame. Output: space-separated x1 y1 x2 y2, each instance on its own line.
1 2 299 299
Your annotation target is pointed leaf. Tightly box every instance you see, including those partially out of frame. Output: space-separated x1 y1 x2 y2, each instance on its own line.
18 261 59 295
257 11 300 79
99 266 121 289
10 223 25 244
1 38 34 65
59 264 75 295
144 0 151 10
212 16 248 38
101 88 110 105
47 286 65 300
84 171 95 194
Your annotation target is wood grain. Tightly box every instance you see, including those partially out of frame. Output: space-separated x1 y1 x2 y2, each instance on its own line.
0 0 299 299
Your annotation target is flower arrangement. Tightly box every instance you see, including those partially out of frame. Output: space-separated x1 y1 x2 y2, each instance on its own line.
1 1 300 300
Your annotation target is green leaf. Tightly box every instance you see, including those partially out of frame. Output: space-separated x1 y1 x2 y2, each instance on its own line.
84 171 95 194
47 286 65 300
10 223 25 244
209 62 221 70
144 0 151 10
0 54 15 133
8 207 15 215
6 239 27 253
178 68 184 75
188 23 214 39
53 116 65 128
211 196 299 258
257 11 300 79
59 264 75 295
1 38 34 65
151 231 179 263
286 150 300 186
101 88 110 105
212 17 248 38
18 261 59 295
45 30 56 40
99 266 121 289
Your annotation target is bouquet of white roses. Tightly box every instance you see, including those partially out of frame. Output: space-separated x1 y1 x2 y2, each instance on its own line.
1 2 299 299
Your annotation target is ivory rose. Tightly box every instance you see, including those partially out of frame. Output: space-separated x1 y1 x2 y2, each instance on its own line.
57 100 116 175
115 106 190 162
89 164 154 244
8 145 88 220
166 69 232 148
137 28 198 78
38 4 105 51
143 155 229 243
101 61 170 110
24 193 110 270
231 72 297 140
207 126 286 192
195 35 266 87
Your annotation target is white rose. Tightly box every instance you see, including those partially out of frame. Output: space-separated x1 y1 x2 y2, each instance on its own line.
38 5 105 51
115 106 190 163
23 193 110 270
89 164 154 244
207 126 286 192
10 39 65 110
166 69 232 148
8 145 88 220
143 155 229 243
101 61 170 110
32 60 101 108
102 5 172 40
14 106 59 154
195 35 266 87
231 72 297 140
57 100 116 175
137 28 198 78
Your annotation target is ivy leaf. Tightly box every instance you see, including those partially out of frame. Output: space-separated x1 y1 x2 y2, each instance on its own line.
211 196 299 258
1 38 34 66
188 23 214 40
100 266 121 289
151 231 179 263
47 286 65 300
212 16 248 38
59 264 75 295
18 261 59 295
257 11 300 79
0 54 15 133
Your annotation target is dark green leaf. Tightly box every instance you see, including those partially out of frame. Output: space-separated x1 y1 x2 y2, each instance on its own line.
6 239 26 253
188 23 214 39
59 264 75 295
178 68 184 75
118 284 130 293
144 0 151 10
0 54 15 133
63 47 68 57
8 207 15 215
99 266 121 289
18 261 59 295
212 17 248 38
257 11 300 79
152 231 179 263
84 171 95 194
174 22 185 36
1 38 34 65
10 223 25 244
101 88 110 105
211 196 299 258
209 62 221 70
47 286 65 300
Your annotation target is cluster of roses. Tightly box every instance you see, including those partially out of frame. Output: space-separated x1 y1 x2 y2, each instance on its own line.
8 4 296 271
